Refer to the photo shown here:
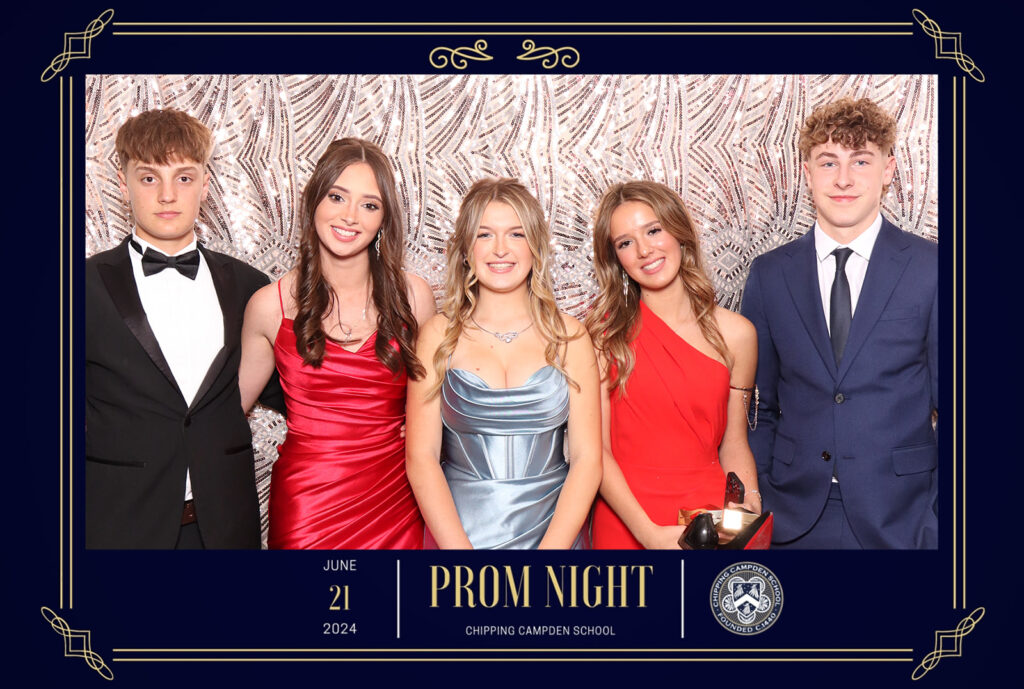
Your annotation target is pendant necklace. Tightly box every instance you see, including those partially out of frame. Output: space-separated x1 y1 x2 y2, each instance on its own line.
334 282 372 346
471 316 534 344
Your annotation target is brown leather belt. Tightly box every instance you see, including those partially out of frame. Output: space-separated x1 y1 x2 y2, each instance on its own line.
181 500 197 526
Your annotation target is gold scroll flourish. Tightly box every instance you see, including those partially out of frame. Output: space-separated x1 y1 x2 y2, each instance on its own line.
40 607 114 680
912 9 985 83
40 9 115 83
429 40 493 69
516 39 580 69
911 606 985 680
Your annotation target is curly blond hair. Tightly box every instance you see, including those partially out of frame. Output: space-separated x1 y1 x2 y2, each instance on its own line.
799 97 897 196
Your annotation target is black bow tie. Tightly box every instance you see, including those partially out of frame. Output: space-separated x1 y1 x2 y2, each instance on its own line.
130 239 201 280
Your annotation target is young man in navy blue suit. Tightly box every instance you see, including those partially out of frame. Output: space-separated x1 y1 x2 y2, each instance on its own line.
741 98 937 549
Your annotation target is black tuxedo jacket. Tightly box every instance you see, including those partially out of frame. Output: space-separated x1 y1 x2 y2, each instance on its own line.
86 237 281 549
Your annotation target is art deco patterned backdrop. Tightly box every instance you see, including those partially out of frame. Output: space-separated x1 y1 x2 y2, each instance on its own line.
84 74 938 545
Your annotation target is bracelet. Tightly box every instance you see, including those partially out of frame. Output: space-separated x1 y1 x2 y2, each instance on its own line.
729 383 759 431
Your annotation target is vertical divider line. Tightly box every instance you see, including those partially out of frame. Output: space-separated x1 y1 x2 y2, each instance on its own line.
680 559 685 638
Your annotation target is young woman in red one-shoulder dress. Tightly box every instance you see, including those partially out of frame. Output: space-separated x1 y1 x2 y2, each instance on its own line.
586 181 761 549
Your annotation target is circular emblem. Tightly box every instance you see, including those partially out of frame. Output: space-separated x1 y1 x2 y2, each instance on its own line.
709 561 784 635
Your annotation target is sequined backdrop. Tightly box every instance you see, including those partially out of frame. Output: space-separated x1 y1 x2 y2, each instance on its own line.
84 74 938 546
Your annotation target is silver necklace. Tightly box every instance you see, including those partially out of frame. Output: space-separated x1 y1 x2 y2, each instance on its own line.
471 317 533 344
334 283 372 345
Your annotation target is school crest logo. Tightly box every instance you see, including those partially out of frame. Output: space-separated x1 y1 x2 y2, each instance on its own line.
709 562 783 635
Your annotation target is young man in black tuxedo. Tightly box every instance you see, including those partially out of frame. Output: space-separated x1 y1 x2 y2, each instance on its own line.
86 109 280 549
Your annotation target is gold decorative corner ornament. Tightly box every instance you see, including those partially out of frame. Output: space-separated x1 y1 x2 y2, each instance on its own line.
429 40 493 70
911 606 985 680
40 607 114 680
912 9 985 83
40 9 114 83
516 40 580 69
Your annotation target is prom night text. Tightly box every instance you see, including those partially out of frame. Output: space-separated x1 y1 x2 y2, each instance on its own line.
429 564 653 608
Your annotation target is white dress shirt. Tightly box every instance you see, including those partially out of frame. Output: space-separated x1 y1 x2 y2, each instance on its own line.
129 231 224 501
814 213 883 334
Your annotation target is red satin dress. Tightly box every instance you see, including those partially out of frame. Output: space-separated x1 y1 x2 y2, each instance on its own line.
268 283 423 549
591 300 729 549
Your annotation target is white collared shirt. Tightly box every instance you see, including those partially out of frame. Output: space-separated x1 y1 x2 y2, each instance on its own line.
814 213 883 334
129 230 224 501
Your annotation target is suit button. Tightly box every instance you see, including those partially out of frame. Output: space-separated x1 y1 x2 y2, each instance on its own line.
184 415 192 427
821 451 832 461
834 393 845 404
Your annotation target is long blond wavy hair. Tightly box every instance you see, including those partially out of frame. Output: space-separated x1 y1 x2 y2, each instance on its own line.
428 178 576 398
584 180 731 395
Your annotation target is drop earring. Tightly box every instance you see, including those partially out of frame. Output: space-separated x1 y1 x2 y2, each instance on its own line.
622 269 629 299
374 233 381 257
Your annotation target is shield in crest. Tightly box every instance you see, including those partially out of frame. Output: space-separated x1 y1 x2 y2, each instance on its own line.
722 575 772 625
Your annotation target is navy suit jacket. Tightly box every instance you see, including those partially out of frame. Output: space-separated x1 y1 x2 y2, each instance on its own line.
740 218 938 548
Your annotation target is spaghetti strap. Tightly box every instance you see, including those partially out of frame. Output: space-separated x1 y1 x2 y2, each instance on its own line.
277 279 285 317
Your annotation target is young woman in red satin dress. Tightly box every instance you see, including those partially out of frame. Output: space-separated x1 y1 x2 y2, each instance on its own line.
585 181 761 549
239 138 435 549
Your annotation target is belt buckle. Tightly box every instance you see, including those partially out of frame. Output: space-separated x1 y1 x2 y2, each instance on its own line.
181 500 197 526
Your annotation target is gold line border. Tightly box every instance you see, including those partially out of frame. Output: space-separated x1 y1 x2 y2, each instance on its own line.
58 76 65 611
113 657 913 663
961 77 967 609
112 21 915 27
113 647 914 653
68 75 75 611
110 31 914 36
951 76 958 610
54 14 966 675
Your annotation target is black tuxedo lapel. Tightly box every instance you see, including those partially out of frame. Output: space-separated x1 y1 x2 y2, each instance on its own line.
188 244 242 413
96 238 181 396
780 231 838 378
837 219 911 382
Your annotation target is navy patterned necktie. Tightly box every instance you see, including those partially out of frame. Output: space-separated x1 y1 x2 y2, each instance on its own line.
830 247 854 364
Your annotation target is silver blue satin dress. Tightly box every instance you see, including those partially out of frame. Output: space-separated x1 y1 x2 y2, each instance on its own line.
439 365 584 549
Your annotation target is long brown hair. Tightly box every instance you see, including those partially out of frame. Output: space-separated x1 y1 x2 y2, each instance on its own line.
293 137 424 379
584 180 730 394
428 178 575 398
